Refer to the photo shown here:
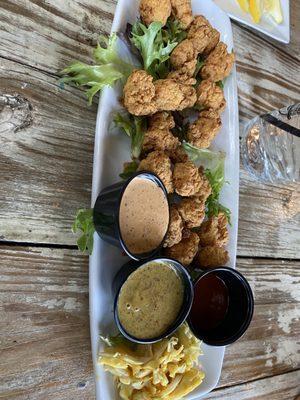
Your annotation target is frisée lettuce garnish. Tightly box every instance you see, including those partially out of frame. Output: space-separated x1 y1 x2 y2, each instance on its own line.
72 209 95 255
183 142 231 223
61 34 134 104
131 21 178 78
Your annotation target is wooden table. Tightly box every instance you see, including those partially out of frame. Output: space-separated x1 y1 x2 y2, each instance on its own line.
0 1 299 399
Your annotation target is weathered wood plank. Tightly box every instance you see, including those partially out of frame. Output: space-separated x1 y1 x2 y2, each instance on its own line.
0 246 94 399
238 168 300 259
0 247 299 398
0 58 95 245
0 0 114 74
1 57 299 259
209 370 300 399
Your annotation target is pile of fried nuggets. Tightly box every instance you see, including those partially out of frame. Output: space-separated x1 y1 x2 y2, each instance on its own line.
123 0 235 270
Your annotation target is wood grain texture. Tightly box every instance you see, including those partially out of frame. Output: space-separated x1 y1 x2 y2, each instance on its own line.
0 58 95 245
0 0 114 74
0 246 94 399
207 370 300 399
0 247 299 398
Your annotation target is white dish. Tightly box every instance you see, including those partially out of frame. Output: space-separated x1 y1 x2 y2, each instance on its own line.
214 0 290 43
89 0 239 398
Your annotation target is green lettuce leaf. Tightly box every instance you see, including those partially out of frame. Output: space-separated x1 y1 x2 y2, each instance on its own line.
163 19 187 44
119 161 139 180
182 142 231 223
114 112 147 159
61 34 134 104
131 21 177 78
72 209 95 255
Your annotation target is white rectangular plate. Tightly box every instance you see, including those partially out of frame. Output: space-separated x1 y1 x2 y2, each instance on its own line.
214 0 290 44
89 0 239 398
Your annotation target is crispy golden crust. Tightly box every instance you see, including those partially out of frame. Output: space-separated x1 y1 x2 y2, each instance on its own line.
170 0 193 29
170 39 196 69
165 231 200 266
154 79 197 111
187 110 222 149
173 161 203 196
138 150 174 193
167 59 197 85
149 112 175 130
139 0 171 26
123 70 157 116
177 198 206 228
142 127 179 153
196 246 229 268
163 205 184 247
193 172 212 202
168 145 189 163
198 213 229 247
187 16 213 54
203 27 220 56
201 42 235 82
196 80 226 113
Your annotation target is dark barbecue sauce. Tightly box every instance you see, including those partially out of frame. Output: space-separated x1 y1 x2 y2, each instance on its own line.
190 274 229 331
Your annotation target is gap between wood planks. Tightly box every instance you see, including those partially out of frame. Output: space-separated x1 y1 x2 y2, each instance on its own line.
1 240 299 263
214 367 300 392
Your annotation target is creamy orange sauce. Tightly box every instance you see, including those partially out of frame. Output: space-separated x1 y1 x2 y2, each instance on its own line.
117 261 184 339
119 176 169 255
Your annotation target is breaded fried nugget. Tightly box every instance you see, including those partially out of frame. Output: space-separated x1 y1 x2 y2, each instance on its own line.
177 198 206 228
201 42 235 82
149 112 175 130
193 171 212 202
187 16 217 54
169 145 189 163
173 161 203 196
170 0 193 29
198 213 229 247
196 80 226 113
140 0 171 26
124 70 157 116
187 110 221 149
138 151 173 193
165 231 199 266
163 205 183 247
196 246 229 268
203 27 220 56
170 39 196 69
154 79 197 111
168 59 197 85
142 127 179 153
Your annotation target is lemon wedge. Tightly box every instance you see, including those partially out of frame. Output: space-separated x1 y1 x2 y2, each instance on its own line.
237 0 249 13
249 0 262 23
263 0 283 24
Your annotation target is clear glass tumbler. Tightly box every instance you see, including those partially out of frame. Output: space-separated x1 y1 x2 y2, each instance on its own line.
241 103 300 183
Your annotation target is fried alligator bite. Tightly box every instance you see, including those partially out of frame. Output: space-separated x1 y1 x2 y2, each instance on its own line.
196 246 229 268
165 231 200 266
173 161 204 197
123 70 157 116
198 213 229 247
201 42 235 82
139 0 171 26
138 150 174 193
187 110 222 149
163 205 184 248
196 80 226 113
170 0 193 29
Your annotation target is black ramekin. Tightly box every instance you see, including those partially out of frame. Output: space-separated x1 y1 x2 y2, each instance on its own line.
188 267 254 346
93 171 170 261
112 257 194 344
